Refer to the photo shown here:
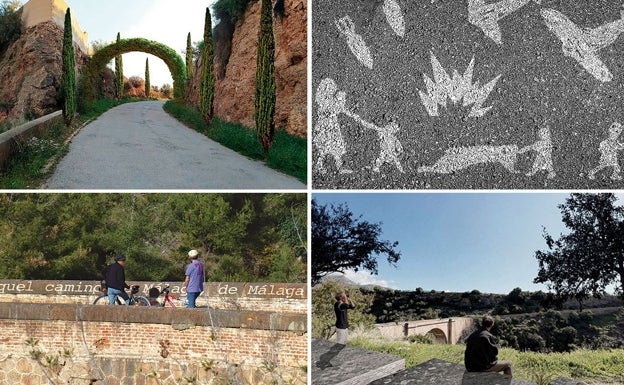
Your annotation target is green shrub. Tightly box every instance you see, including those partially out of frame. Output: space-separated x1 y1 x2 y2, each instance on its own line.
163 100 306 183
213 0 250 24
0 0 21 53
406 334 433 344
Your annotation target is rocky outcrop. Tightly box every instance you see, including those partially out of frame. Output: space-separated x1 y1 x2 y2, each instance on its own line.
0 21 88 122
190 0 307 137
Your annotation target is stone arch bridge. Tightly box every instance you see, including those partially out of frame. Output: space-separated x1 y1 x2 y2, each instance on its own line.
375 317 475 344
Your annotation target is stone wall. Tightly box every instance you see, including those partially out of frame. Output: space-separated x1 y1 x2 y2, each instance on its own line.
375 317 475 344
0 110 62 170
0 280 307 385
21 0 90 54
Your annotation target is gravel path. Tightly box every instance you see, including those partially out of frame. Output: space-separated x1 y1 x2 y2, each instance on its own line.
45 101 305 190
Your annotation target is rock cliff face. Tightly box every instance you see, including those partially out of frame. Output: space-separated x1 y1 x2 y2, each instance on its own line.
0 21 88 122
190 0 307 137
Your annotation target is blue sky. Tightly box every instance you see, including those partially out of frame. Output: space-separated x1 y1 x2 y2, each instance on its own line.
67 1 218 87
313 192 623 295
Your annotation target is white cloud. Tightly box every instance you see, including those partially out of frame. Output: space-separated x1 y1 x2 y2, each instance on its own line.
339 269 399 289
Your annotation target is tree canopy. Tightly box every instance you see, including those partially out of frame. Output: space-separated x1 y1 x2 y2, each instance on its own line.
0 194 306 283
311 199 401 285
534 193 624 306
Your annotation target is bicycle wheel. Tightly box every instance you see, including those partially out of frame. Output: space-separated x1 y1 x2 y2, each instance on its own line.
132 296 151 306
93 295 122 305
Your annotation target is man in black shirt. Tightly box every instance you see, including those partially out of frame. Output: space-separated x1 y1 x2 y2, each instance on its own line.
464 315 513 376
101 254 130 305
334 291 355 344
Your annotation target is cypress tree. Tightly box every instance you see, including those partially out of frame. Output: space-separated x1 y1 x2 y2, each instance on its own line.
61 7 76 126
145 57 150 99
255 0 276 153
115 32 123 101
186 32 194 80
199 7 215 125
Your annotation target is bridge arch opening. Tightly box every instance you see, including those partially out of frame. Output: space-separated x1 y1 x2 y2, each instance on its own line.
425 328 447 344
81 38 187 106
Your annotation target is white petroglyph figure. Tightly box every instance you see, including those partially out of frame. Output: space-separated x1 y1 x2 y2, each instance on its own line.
335 16 374 69
313 78 352 175
382 0 406 37
541 8 624 82
345 111 405 173
518 125 556 179
588 122 624 180
418 51 501 117
417 145 519 174
468 0 541 45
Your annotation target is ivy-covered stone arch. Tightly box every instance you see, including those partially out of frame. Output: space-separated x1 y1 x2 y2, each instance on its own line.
81 38 187 106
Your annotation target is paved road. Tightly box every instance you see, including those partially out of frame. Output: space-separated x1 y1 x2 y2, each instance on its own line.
45 101 305 189
313 0 624 189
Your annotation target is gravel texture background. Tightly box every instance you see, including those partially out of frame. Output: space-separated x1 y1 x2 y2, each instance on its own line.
312 0 624 189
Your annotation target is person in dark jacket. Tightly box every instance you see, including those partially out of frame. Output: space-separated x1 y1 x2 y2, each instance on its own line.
101 254 130 305
334 291 355 344
464 315 513 376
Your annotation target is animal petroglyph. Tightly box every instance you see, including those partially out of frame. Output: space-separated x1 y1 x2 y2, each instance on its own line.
418 145 520 174
418 52 501 117
335 16 373 69
468 0 542 45
541 8 624 82
382 0 406 37
588 122 624 180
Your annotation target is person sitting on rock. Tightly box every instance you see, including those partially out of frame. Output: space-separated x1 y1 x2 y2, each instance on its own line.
464 315 513 376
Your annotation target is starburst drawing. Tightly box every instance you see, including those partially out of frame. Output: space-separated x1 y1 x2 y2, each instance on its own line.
418 51 501 117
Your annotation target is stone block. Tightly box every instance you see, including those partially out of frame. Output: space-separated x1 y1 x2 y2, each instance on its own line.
311 338 405 385
370 359 536 385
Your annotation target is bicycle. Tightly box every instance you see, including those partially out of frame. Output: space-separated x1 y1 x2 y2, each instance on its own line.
93 284 151 306
157 285 186 307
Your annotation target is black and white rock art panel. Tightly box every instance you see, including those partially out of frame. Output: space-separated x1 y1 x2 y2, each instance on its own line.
312 0 624 189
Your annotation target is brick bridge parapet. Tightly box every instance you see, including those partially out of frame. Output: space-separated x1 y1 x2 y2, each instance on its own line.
0 280 307 385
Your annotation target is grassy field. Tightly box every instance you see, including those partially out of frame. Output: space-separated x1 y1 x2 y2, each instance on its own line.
349 336 624 385
163 100 307 184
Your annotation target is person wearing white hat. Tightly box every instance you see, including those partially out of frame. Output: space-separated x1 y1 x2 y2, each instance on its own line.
184 249 204 308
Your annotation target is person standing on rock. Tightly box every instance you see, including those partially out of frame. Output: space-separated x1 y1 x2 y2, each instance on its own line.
184 249 204 308
334 291 356 345
464 315 513 376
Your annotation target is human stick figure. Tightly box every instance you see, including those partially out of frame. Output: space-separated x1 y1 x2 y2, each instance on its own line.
344 110 404 173
588 122 624 181
313 78 352 175
517 125 556 179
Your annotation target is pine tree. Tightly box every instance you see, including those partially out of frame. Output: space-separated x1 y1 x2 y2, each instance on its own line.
199 7 215 125
145 57 150 99
61 7 76 126
115 32 123 101
255 0 276 153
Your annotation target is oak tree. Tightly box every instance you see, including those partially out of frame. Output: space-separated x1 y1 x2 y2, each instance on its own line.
312 199 401 285
534 193 624 306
